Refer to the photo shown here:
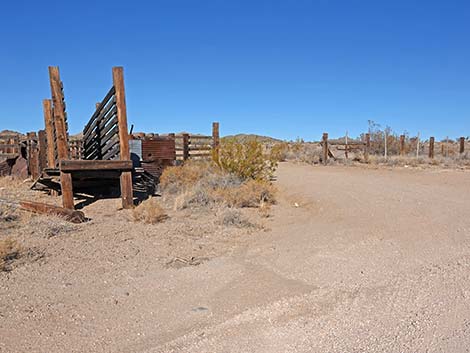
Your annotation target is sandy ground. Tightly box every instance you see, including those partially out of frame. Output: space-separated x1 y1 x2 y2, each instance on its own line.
1 162 470 352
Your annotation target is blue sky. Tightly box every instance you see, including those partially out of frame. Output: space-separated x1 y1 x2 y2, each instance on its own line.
0 0 469 141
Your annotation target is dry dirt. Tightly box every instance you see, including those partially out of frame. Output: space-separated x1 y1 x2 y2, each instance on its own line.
1 162 470 352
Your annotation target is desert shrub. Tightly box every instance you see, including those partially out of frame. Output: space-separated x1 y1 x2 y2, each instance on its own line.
0 237 21 271
218 208 254 228
133 197 168 224
216 139 278 180
270 142 289 162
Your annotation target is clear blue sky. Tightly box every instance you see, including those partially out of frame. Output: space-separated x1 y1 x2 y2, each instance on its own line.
1 0 469 141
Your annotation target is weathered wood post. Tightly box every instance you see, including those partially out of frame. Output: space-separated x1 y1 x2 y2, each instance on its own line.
399 135 405 156
460 137 465 154
384 131 388 159
112 67 134 209
182 133 190 161
26 132 40 180
212 122 220 163
364 133 370 162
322 133 328 165
345 131 349 159
42 99 56 168
49 66 74 209
416 132 420 158
38 130 47 172
429 137 435 159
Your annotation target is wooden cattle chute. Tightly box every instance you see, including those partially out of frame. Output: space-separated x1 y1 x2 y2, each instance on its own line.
37 66 134 209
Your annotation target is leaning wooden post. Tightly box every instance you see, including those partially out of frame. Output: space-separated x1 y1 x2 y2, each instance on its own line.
345 131 349 159
429 137 435 159
212 122 220 163
399 135 405 156
49 66 74 209
42 99 56 168
459 137 465 154
322 133 328 165
112 67 134 209
364 133 370 162
182 133 190 161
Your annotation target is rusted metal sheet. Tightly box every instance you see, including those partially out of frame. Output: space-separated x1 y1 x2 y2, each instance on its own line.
135 137 176 178
142 138 176 161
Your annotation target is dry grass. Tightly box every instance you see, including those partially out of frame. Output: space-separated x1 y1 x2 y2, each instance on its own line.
0 237 21 271
0 204 18 223
133 198 168 224
160 161 277 211
0 176 24 189
212 179 276 208
218 208 255 228
24 215 78 238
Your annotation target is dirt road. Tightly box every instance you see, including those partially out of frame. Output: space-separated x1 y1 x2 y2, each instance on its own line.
2 163 470 352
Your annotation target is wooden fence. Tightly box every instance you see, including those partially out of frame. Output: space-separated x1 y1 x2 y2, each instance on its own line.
175 122 220 161
320 132 468 164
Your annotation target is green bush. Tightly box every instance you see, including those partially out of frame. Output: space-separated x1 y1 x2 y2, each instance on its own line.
216 139 277 180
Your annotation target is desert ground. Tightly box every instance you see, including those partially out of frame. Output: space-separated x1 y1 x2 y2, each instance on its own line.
1 162 470 352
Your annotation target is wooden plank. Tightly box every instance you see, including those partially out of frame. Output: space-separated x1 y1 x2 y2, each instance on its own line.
60 159 133 171
20 200 85 223
460 137 465 154
83 86 116 134
83 98 117 141
48 67 69 161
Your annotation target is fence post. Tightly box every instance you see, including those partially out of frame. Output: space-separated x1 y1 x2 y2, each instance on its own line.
183 133 189 161
42 99 56 168
212 122 220 162
399 135 405 156
112 67 134 209
364 133 370 162
460 137 465 154
384 131 388 159
429 137 435 159
38 130 47 173
416 132 420 158
345 131 349 159
322 133 328 165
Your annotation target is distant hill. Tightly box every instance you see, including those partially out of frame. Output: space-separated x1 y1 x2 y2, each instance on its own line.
221 134 283 144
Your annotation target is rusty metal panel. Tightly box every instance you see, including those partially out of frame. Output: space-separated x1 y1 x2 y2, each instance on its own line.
141 138 175 161
140 137 175 178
